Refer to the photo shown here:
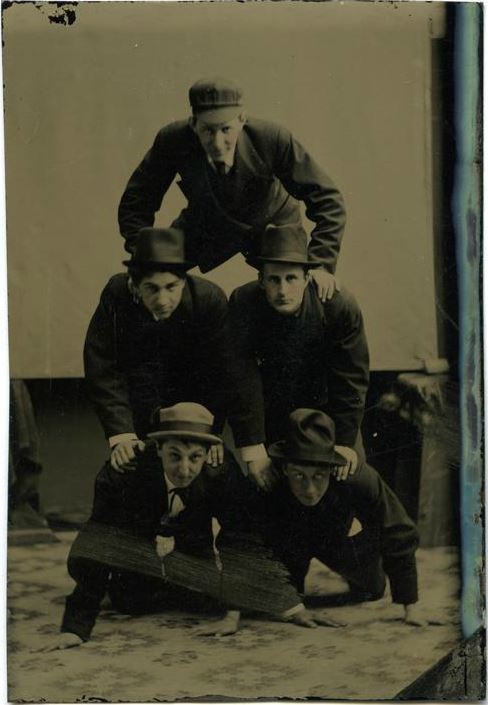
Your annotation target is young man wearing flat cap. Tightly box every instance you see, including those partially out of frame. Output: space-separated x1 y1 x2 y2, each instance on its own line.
228 222 369 487
42 402 304 650
85 226 247 472
255 408 433 628
118 77 345 300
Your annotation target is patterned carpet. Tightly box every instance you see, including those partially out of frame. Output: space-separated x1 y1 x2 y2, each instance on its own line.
8 534 461 702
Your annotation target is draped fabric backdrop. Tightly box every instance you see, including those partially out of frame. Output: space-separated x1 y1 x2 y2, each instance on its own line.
3 2 443 377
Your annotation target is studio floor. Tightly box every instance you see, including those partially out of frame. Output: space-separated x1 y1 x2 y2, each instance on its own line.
8 534 461 702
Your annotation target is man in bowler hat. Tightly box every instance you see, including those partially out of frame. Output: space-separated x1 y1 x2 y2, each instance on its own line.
118 78 345 300
84 227 247 472
228 222 369 487
43 403 302 650
260 409 430 627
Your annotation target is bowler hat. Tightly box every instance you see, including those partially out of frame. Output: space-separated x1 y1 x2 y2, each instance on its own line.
268 409 347 466
122 227 194 270
189 78 243 122
247 223 322 269
147 402 222 445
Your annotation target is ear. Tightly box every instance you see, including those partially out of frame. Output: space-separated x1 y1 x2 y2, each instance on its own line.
258 270 265 288
128 276 141 303
304 270 312 285
238 111 248 125
189 116 197 132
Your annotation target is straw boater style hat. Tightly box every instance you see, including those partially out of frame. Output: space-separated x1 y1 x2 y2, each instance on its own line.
147 402 221 445
246 223 322 269
268 408 347 467
122 227 194 271
189 77 244 123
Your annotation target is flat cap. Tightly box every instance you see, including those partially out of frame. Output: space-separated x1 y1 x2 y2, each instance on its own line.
189 78 243 122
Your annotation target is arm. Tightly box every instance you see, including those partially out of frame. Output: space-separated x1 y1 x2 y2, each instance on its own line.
273 125 346 273
227 287 267 448
351 463 419 605
83 280 136 441
324 288 370 448
118 126 179 252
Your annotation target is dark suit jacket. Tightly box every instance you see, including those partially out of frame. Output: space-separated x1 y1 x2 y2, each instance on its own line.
260 462 419 605
62 445 259 640
228 281 369 447
118 118 345 272
84 273 237 440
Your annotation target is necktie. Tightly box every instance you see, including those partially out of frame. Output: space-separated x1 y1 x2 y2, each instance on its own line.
214 161 227 177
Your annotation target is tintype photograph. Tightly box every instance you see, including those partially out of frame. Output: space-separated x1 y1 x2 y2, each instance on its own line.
4 1 484 701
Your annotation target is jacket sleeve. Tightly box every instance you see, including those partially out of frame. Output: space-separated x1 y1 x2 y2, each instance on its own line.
118 126 179 252
324 288 370 447
272 125 346 273
351 463 419 605
227 288 267 447
212 453 303 616
192 282 234 435
83 282 135 440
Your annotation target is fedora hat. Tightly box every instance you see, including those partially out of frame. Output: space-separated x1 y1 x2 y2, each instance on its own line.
122 227 194 270
189 77 244 123
246 223 322 269
147 402 222 445
268 409 347 467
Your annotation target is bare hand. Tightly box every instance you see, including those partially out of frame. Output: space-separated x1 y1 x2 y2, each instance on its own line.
310 269 340 302
333 446 358 481
36 632 84 652
195 610 241 637
110 439 145 472
403 603 446 627
288 607 347 629
247 457 278 491
207 443 224 468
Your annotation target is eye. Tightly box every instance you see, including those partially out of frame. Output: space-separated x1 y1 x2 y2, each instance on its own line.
222 127 231 134
169 453 181 461
166 284 176 292
190 454 204 462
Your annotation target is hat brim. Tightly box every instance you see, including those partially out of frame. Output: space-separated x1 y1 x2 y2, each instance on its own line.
193 105 243 123
246 256 323 270
122 259 195 271
268 440 347 467
146 429 221 445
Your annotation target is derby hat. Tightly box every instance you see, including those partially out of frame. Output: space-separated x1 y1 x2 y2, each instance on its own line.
189 77 244 123
147 402 222 445
247 223 322 269
268 409 347 467
122 227 194 270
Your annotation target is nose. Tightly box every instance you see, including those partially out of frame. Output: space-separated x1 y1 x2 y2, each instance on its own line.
278 280 289 296
211 131 225 151
302 479 315 498
177 458 192 478
157 290 169 307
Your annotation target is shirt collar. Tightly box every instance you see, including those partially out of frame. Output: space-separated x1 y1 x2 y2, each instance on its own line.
207 149 236 172
164 473 176 493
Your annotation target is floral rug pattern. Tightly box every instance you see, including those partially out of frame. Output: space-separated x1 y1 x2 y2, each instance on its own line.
8 534 461 702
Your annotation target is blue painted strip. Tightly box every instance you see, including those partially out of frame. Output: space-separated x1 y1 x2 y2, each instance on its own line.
452 3 484 638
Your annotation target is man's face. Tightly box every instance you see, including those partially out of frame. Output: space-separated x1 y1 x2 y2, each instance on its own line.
193 114 244 162
260 263 309 315
158 439 207 488
136 272 185 320
284 463 332 506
